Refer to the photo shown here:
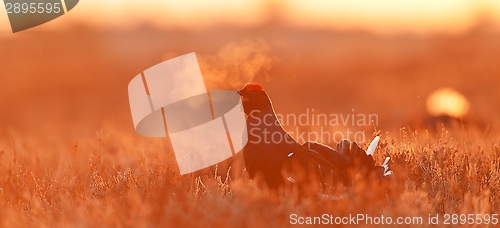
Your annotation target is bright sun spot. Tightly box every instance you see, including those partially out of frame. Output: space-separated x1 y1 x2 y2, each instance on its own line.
426 87 470 118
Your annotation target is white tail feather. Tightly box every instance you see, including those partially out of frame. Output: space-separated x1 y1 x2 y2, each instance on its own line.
382 157 392 176
382 157 390 167
366 136 380 156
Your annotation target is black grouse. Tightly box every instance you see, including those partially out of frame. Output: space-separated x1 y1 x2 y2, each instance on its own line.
236 83 391 193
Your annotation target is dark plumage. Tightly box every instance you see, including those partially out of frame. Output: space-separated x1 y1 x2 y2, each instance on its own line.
237 83 390 192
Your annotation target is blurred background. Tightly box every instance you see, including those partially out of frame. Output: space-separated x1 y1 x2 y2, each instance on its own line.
0 0 499 143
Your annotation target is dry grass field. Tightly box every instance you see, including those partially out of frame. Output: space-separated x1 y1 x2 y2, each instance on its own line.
1 124 499 227
1 20 500 227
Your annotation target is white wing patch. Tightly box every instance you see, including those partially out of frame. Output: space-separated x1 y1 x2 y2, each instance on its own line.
366 136 380 156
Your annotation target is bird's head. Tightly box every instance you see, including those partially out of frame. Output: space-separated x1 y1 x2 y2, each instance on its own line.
236 83 273 115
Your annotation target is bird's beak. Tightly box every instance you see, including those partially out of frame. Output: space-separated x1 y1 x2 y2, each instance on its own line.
235 90 249 101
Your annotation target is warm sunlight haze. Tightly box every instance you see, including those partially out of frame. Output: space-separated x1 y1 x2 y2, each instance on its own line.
1 0 500 34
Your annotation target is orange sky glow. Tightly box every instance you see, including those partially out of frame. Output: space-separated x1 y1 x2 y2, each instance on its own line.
1 0 500 34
